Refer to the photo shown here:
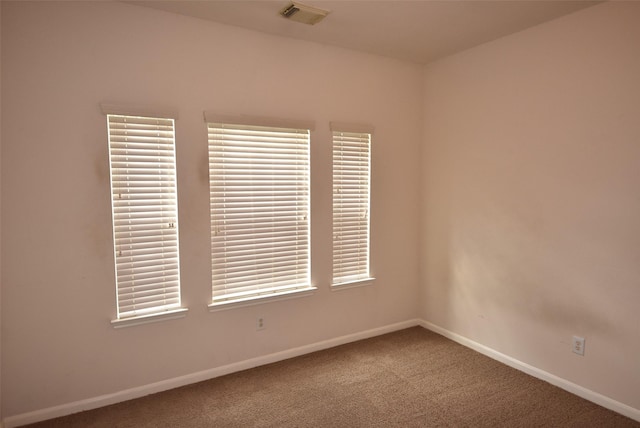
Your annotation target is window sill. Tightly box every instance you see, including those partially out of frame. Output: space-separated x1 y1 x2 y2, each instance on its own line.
331 277 376 291
111 307 189 329
208 286 317 312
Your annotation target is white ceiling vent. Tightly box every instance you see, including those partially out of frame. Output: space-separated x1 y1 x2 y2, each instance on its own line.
280 2 330 25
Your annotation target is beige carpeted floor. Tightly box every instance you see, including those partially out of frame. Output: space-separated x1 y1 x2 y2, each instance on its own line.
25 327 639 427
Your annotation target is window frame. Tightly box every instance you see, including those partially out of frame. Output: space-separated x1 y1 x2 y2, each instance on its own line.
331 122 375 289
102 104 187 328
205 112 317 309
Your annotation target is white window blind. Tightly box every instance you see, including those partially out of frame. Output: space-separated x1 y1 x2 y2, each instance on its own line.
106 113 182 320
207 121 311 304
332 127 372 286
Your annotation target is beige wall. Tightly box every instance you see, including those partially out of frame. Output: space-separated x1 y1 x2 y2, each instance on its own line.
421 1 640 411
0 2 3 422
3 0 640 422
0 1 422 417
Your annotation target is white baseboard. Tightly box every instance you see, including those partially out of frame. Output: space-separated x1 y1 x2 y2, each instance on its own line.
418 319 640 423
3 319 420 428
7 318 637 426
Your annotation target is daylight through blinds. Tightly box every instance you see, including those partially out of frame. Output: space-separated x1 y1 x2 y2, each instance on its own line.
107 114 181 319
332 130 371 285
208 122 311 304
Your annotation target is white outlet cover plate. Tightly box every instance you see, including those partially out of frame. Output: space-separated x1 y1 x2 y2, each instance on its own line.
572 336 585 356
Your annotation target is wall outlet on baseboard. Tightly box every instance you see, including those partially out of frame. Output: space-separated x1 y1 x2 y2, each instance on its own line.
572 336 585 356
257 317 265 331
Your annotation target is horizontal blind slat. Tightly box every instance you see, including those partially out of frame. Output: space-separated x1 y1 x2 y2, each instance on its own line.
211 283 309 302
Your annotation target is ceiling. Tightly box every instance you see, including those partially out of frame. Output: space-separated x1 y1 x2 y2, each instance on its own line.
128 0 601 64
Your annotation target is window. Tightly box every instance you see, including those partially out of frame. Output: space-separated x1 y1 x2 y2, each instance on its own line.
206 114 315 307
331 123 374 287
103 105 186 326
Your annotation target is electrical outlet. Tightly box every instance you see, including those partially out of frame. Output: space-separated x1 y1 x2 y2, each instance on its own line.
572 336 585 356
257 317 265 331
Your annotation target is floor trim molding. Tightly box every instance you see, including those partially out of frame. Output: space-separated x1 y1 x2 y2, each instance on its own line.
418 319 640 423
3 319 420 428
6 318 638 426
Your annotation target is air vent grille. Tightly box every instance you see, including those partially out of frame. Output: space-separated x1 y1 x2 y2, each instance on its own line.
280 2 330 25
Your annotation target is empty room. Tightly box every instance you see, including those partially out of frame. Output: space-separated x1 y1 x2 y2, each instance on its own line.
1 0 639 426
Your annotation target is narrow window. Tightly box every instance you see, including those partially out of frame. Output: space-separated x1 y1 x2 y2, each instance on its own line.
332 124 374 287
207 117 314 306
105 109 185 324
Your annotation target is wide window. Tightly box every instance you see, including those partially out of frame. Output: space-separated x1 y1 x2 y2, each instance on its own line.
103 105 186 326
331 123 374 287
206 114 315 307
